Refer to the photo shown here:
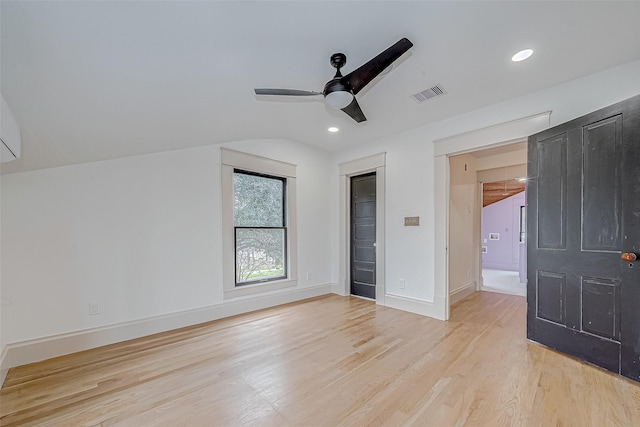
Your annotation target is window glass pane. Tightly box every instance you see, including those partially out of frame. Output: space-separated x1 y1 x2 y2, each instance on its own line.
233 172 284 227
236 228 285 284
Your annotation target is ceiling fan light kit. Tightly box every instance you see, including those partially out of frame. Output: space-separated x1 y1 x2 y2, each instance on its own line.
325 91 354 109
254 38 414 123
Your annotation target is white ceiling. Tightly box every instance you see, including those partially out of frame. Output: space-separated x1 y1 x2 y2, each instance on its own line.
2 1 640 174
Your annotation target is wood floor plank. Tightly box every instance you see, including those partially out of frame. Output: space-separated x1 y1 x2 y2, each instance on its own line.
1 292 639 426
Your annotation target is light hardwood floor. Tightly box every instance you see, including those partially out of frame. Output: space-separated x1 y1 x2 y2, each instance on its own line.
1 292 639 426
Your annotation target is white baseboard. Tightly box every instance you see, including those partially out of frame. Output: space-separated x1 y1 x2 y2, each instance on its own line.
331 282 348 296
0 284 334 382
480 285 527 297
384 293 446 320
450 281 477 305
482 264 519 272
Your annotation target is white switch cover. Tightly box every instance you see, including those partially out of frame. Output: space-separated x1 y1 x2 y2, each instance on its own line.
404 216 420 226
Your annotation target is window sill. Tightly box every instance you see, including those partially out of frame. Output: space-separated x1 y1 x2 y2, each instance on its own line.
223 278 297 299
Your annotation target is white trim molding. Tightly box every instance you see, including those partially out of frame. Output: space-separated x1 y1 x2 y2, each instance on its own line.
221 148 298 299
433 111 551 157
434 155 450 319
338 153 386 306
221 148 296 178
0 347 8 387
384 294 446 320
449 282 477 305
434 112 551 321
0 284 334 380
338 152 386 176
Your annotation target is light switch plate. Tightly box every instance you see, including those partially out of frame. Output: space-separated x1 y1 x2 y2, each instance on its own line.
404 216 420 226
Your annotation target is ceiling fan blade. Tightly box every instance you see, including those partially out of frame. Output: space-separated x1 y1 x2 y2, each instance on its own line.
343 38 413 95
341 98 367 123
255 88 322 96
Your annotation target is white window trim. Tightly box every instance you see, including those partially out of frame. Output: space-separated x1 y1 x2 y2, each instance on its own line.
221 148 298 299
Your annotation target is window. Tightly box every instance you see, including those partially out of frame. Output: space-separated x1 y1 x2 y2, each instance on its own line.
221 148 297 298
234 170 287 285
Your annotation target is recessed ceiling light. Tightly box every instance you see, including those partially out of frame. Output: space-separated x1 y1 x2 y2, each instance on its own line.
512 49 533 62
328 127 339 133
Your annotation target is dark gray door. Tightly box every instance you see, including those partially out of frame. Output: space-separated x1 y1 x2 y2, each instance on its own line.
351 173 376 299
527 94 640 381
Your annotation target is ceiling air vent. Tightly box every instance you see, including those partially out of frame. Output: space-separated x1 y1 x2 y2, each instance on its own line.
411 84 446 103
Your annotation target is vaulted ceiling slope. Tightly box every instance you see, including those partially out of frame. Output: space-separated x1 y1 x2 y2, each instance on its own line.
2 1 640 174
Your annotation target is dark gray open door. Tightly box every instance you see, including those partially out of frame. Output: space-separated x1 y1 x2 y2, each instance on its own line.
351 173 376 299
527 94 640 381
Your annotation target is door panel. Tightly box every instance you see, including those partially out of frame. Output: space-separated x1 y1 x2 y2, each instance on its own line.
351 173 376 299
528 93 640 382
536 270 566 324
536 133 568 249
581 277 620 341
582 116 622 251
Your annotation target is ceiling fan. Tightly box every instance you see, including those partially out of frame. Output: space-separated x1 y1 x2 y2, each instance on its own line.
254 38 413 123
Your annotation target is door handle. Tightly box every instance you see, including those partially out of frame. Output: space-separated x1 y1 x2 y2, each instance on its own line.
621 252 637 262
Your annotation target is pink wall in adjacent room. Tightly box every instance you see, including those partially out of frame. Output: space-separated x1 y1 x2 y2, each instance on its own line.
481 192 525 271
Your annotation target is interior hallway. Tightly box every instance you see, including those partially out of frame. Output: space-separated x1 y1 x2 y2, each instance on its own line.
481 268 526 297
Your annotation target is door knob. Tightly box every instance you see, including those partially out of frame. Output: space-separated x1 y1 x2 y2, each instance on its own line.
621 252 637 262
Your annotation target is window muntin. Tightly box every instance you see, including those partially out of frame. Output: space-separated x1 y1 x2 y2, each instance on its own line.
233 170 287 285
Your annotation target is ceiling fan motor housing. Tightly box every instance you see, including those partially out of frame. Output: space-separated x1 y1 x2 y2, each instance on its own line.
325 52 352 108
323 79 353 109
323 79 351 96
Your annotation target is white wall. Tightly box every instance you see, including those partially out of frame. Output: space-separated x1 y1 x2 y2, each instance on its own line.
475 148 527 172
334 134 436 304
0 139 333 354
448 154 479 297
332 59 640 319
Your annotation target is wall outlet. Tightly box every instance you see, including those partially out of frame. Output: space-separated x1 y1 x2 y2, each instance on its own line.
399 279 405 289
89 303 101 315
306 271 311 281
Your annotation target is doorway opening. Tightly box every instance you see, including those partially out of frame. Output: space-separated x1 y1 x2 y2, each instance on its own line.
338 152 386 306
448 141 527 309
480 177 527 297
350 172 377 299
